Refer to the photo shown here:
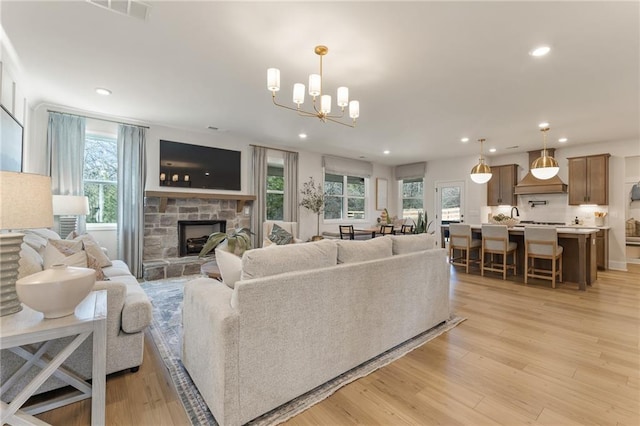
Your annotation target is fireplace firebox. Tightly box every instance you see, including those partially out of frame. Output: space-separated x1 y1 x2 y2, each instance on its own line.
178 220 226 257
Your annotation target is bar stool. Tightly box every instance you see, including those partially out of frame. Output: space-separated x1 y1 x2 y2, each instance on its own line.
400 224 414 234
524 226 563 288
339 225 355 240
481 224 517 280
449 224 482 273
379 224 395 235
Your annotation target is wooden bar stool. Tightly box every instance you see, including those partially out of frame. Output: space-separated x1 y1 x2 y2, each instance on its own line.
400 224 415 234
524 226 563 288
379 224 395 236
339 225 355 240
449 224 482 273
481 224 517 280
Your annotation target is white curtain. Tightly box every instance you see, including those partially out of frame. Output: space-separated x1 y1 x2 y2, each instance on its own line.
283 151 299 222
48 112 87 234
117 124 146 278
251 146 268 248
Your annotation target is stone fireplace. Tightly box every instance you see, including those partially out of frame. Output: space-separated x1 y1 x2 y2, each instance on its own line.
142 195 251 280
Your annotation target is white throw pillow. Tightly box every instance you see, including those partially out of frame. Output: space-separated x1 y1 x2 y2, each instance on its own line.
336 237 393 264
43 243 88 269
81 238 113 268
25 228 61 241
388 233 439 255
215 247 242 289
18 243 44 279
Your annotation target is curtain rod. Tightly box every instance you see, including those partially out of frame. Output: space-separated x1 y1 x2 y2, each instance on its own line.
47 109 150 129
249 144 298 155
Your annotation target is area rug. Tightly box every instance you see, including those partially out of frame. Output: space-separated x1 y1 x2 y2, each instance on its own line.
141 277 465 426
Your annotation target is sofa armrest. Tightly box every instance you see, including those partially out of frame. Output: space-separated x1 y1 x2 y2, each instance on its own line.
93 280 127 339
182 278 240 426
121 284 153 333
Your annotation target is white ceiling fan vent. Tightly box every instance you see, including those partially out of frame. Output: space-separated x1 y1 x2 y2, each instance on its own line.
86 0 151 21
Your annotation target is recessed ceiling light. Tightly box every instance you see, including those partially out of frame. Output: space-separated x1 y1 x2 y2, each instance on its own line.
489 148 497 153
530 46 551 57
558 137 568 143
383 150 390 155
461 137 469 143
95 87 111 96
298 133 307 139
538 122 550 128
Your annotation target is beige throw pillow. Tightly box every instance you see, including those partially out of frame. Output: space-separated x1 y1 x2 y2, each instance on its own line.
215 247 242 289
43 241 88 269
18 243 44 279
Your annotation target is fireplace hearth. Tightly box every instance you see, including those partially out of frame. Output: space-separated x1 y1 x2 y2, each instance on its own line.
178 220 226 257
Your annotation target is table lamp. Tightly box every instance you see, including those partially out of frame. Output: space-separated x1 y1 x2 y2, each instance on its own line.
0 171 54 316
52 194 89 237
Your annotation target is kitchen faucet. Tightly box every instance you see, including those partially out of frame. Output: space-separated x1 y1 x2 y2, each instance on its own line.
510 206 520 218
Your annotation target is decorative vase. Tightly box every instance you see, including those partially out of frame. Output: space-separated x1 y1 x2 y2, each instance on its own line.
16 264 95 318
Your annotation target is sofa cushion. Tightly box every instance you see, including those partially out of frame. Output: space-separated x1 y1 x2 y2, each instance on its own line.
216 247 242 289
26 228 61 241
18 243 43 279
21 233 49 254
241 239 337 280
43 240 87 269
388 233 439 255
268 223 294 245
103 260 134 278
336 237 393 264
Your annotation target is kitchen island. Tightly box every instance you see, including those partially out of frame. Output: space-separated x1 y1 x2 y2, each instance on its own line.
440 224 598 290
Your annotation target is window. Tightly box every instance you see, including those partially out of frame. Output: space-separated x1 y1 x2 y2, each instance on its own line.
83 134 118 224
402 178 424 222
324 173 366 220
266 162 284 220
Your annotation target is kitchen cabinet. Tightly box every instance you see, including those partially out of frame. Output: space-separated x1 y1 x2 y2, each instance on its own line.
487 164 518 206
567 154 610 205
596 228 608 270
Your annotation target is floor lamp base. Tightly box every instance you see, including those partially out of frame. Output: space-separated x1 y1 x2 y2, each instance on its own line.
0 233 25 316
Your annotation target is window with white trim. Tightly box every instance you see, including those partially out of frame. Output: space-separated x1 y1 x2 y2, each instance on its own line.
266 162 284 220
401 177 424 223
324 173 367 220
83 134 118 224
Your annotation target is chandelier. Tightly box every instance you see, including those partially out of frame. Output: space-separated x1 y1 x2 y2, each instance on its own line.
531 125 559 180
267 45 360 127
470 138 492 184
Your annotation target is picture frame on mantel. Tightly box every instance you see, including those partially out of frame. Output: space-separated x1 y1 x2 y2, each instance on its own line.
376 178 388 210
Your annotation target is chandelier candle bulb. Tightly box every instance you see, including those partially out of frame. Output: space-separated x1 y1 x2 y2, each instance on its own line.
349 100 359 119
321 95 332 114
267 68 280 91
293 83 305 105
337 87 349 107
309 74 321 97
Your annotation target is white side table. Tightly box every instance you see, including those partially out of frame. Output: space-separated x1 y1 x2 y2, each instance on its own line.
0 290 107 426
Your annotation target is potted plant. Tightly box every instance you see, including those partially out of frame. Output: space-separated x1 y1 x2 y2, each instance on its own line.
299 177 325 241
199 227 253 257
413 210 434 234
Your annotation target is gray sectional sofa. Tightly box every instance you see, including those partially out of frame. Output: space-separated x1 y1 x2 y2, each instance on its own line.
182 234 450 425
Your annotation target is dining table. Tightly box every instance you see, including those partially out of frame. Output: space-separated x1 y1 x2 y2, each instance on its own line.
440 224 598 291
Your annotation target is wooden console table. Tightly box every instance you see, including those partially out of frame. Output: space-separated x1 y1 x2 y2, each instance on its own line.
0 291 107 425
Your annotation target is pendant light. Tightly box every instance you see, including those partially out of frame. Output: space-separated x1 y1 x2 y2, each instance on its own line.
531 125 559 180
470 138 492 184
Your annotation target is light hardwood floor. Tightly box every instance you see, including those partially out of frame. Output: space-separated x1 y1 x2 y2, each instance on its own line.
36 264 640 425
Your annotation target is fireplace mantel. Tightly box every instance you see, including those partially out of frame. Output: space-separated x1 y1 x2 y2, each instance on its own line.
144 190 256 213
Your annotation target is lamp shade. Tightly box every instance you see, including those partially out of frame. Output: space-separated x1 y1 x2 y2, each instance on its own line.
52 195 90 216
0 171 53 230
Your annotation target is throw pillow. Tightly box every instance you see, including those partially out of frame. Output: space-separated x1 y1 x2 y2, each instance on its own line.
268 223 294 245
388 233 439 255
86 251 107 281
21 233 48 254
336 237 393 264
18 243 44 280
81 239 113 268
43 240 87 269
26 228 61 241
626 218 635 237
215 247 242 289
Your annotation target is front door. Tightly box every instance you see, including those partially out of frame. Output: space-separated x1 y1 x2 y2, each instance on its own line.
435 180 465 247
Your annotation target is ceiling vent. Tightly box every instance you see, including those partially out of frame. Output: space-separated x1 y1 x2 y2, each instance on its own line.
86 0 151 21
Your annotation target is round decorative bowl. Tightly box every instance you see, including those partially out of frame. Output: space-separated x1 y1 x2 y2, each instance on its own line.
16 264 96 318
490 218 520 228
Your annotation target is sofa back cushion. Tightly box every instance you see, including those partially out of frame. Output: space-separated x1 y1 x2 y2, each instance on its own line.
388 233 439 255
336 236 393 264
241 239 337 280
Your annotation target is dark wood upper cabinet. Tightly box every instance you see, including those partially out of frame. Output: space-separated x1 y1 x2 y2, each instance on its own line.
487 164 518 206
567 154 610 205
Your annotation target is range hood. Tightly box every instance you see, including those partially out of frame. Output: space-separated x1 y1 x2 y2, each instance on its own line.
514 149 568 195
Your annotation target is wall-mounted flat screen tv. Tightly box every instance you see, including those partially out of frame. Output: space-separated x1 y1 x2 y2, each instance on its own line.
159 140 241 191
0 104 24 172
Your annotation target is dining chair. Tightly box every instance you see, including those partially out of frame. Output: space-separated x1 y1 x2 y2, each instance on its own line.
481 224 517 280
524 226 563 288
400 224 414 234
379 224 395 236
339 225 355 240
448 223 482 273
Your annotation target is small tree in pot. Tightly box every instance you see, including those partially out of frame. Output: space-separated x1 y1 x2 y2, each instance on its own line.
299 177 325 240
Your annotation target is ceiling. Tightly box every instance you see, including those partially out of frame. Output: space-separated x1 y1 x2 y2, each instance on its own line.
2 1 638 166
